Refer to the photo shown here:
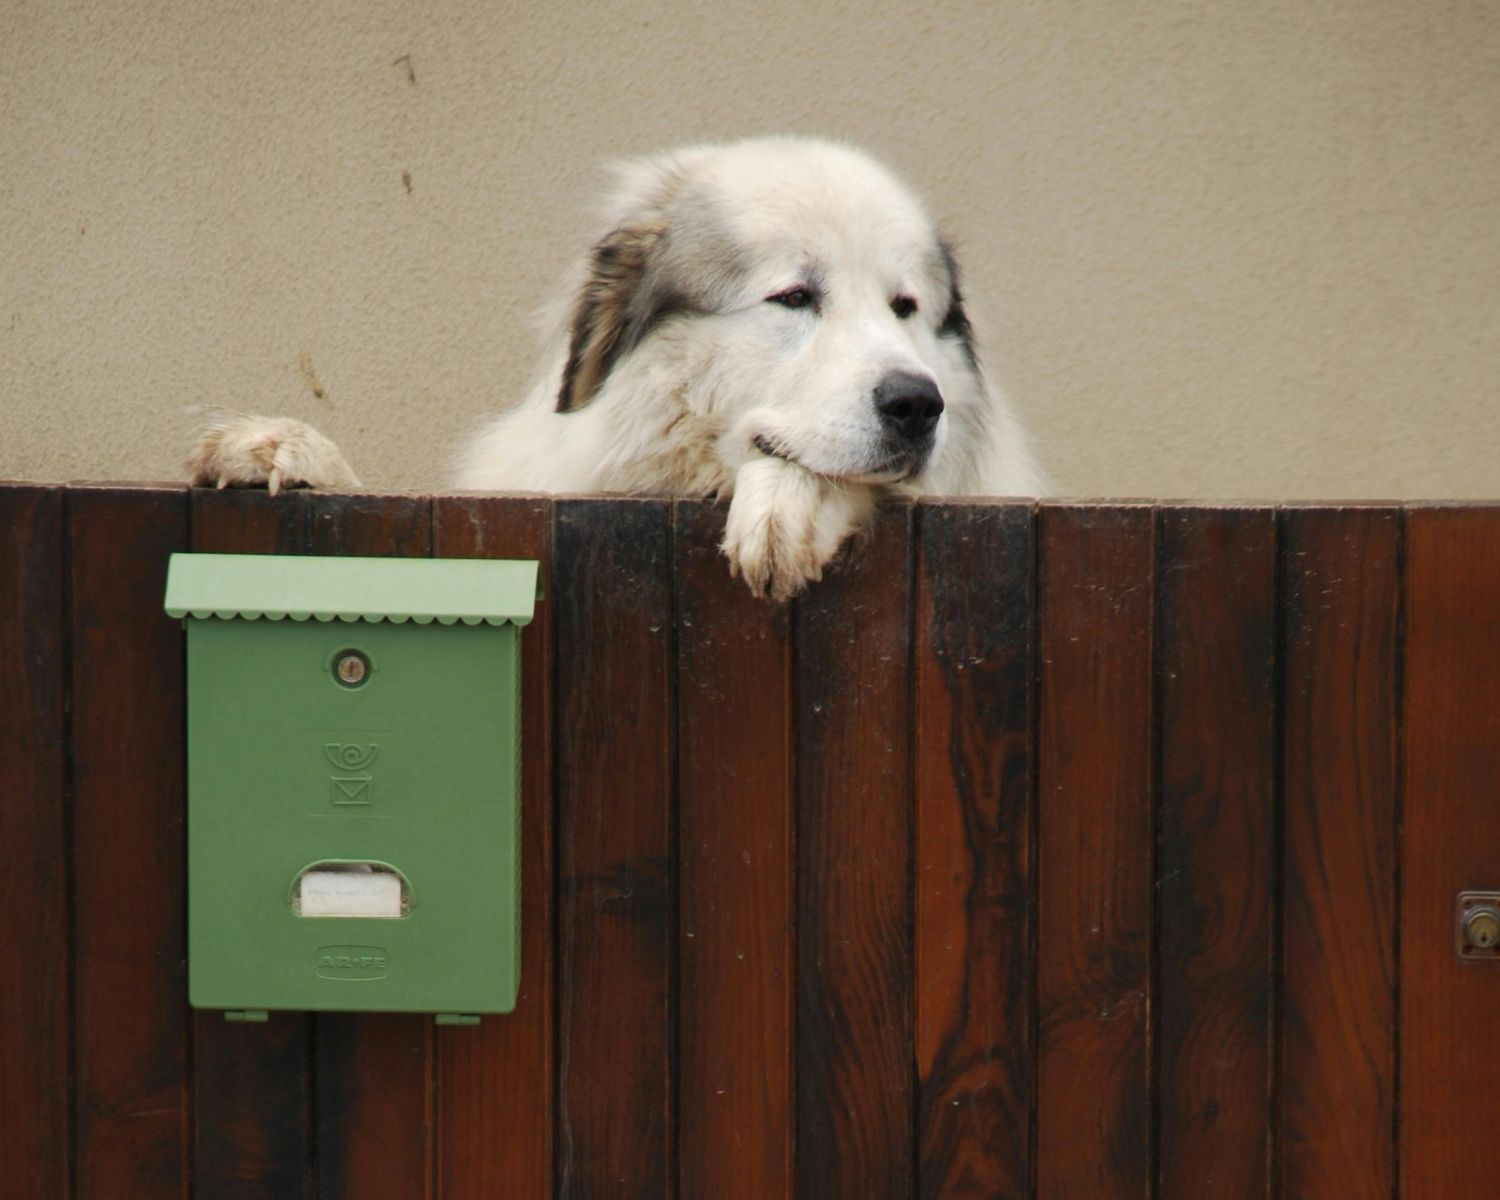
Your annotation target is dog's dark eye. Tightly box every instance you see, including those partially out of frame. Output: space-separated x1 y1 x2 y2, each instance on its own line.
767 287 815 310
891 295 918 320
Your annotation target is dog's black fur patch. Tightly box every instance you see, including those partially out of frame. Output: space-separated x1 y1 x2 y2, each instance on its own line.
936 239 979 369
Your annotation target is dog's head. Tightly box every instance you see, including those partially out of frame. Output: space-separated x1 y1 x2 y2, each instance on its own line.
554 137 989 488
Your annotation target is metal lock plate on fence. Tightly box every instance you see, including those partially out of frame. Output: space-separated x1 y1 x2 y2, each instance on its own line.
1458 891 1500 960
165 553 538 1022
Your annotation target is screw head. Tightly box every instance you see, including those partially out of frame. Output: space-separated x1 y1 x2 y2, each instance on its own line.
334 651 369 687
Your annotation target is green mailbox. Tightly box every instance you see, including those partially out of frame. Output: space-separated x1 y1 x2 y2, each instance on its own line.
164 552 538 1024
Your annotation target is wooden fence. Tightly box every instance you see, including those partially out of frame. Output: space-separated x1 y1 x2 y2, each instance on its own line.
3 480 1499 1198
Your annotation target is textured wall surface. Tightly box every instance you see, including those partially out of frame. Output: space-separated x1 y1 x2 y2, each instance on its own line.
3 0 1497 498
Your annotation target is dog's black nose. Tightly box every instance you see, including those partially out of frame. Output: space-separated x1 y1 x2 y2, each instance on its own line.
874 372 944 441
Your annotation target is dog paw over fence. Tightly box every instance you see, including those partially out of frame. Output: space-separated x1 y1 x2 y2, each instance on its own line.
3 480 1497 1199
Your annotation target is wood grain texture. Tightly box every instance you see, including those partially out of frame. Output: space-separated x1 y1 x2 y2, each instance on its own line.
915 501 1035 1199
189 488 314 1199
1035 505 1153 1200
38 490 1500 1193
69 484 192 1199
433 495 555 1200
1401 506 1500 1196
674 500 794 1200
1154 508 1276 1200
307 492 436 1200
0 484 70 1197
1279 508 1398 1199
796 504 914 1200
554 498 674 1199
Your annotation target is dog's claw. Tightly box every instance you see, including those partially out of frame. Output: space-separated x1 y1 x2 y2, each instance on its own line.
186 411 360 494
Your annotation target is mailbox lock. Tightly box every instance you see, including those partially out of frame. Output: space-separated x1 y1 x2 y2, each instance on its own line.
1457 892 1500 959
334 650 370 687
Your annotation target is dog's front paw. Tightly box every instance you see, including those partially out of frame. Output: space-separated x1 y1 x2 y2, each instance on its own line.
185 410 360 495
721 457 874 601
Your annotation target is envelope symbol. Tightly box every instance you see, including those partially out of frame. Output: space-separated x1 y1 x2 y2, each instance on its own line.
331 776 373 806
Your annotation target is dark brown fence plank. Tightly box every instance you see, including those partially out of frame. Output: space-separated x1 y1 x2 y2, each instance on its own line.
69 484 191 1199
433 495 554 1199
796 504 913 1200
915 501 1035 1198
0 484 69 1196
675 501 794 1200
188 488 314 1198
308 493 435 1200
1280 508 1398 1199
554 498 674 1199
1035 505 1153 1200
1155 508 1276 1200
1401 507 1500 1196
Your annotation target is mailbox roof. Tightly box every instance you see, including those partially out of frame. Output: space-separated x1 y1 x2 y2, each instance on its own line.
164 553 539 626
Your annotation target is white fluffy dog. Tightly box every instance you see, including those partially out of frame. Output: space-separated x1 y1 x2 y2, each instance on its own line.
189 136 1043 598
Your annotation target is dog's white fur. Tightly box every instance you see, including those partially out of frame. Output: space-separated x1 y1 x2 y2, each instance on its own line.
188 137 1043 597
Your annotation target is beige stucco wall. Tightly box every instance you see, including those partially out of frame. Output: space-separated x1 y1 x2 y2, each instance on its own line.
3 0 1496 498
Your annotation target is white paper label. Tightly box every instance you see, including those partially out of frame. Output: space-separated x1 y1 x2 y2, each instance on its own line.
298 869 402 918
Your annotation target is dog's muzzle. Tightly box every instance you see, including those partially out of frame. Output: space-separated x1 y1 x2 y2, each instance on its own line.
752 370 945 483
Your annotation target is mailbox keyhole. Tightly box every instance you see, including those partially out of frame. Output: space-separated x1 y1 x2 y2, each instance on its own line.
334 650 370 688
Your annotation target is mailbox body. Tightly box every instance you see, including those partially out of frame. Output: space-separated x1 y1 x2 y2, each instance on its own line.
167 553 534 1019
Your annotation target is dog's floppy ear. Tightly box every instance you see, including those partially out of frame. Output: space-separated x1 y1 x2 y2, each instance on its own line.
556 221 667 413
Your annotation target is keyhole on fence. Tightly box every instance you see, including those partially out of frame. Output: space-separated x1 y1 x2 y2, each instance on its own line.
1458 895 1500 958
1466 906 1500 949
